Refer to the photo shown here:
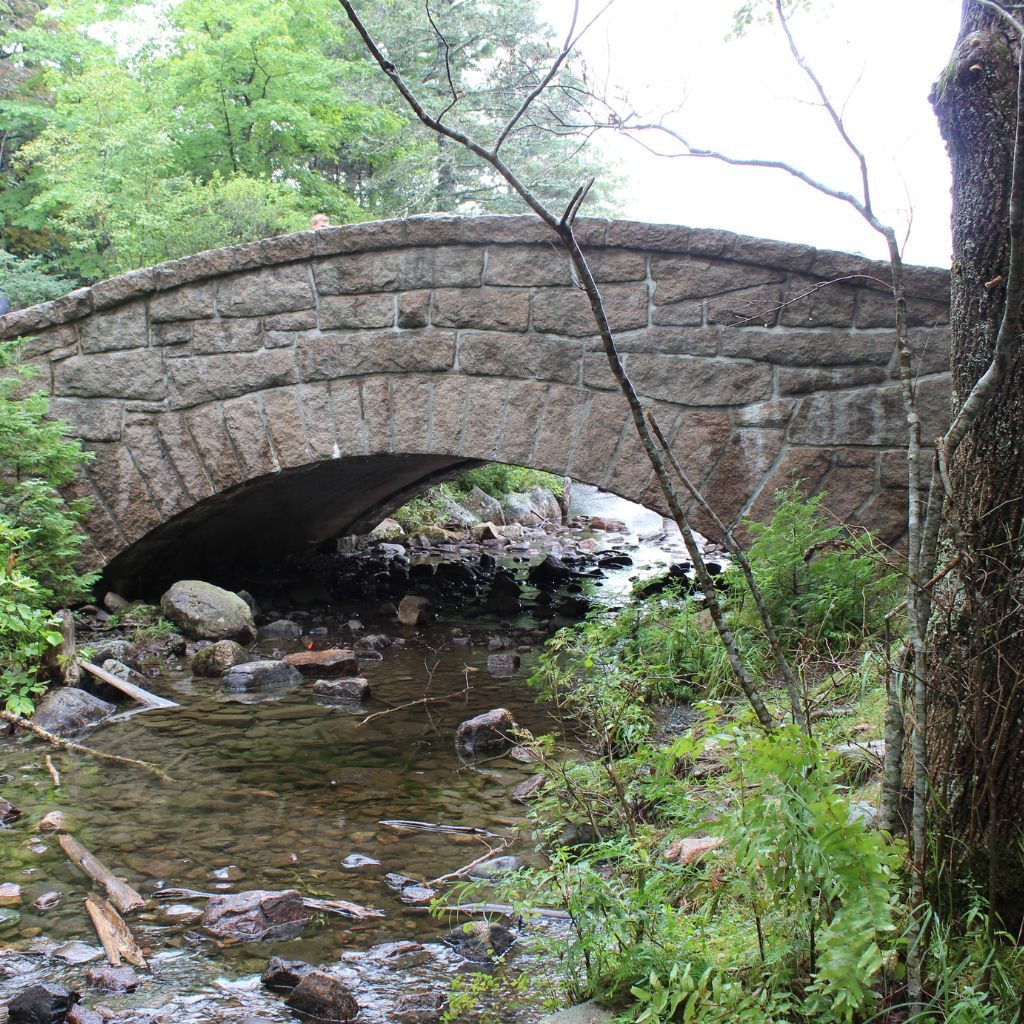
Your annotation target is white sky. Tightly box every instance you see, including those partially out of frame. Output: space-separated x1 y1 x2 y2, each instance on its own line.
538 0 961 268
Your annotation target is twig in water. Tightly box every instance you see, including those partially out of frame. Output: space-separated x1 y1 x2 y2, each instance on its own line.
0 710 173 782
45 755 60 787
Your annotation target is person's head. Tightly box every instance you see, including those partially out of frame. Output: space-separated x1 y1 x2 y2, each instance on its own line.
310 213 330 230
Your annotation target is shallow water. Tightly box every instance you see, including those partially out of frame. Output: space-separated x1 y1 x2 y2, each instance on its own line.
0 491 678 1022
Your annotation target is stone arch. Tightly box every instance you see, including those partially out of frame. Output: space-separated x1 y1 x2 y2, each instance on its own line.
0 215 951 588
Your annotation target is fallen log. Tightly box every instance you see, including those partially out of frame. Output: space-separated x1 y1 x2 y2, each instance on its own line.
58 834 145 914
79 660 178 710
151 887 385 920
85 894 147 968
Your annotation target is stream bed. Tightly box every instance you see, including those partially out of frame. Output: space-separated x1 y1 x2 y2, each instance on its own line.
0 489 691 1023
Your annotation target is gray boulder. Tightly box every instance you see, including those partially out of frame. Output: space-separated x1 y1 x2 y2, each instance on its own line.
201 889 308 941
191 640 249 677
7 983 80 1023
221 660 302 693
160 580 256 642
398 595 432 626
462 486 505 525
32 688 114 736
441 920 515 961
256 618 302 641
313 678 371 703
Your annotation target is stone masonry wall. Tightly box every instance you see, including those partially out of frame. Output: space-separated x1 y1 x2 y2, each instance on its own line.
0 215 951 572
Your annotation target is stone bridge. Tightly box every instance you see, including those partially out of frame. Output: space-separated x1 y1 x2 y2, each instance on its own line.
0 215 951 591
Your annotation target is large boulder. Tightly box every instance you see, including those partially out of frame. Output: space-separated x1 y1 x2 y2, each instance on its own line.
461 486 504 525
397 595 432 626
220 660 302 693
256 619 303 641
527 554 577 589
285 971 360 1022
502 486 562 527
31 688 114 737
159 581 256 642
201 889 308 941
261 956 312 991
455 709 517 757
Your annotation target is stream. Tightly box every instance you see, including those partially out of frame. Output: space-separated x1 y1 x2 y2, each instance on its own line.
0 487 690 1023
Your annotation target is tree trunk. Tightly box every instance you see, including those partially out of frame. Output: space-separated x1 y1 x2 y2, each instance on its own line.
930 2 1024 927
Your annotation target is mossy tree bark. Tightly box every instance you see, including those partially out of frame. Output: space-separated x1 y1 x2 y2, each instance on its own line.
930 1 1024 927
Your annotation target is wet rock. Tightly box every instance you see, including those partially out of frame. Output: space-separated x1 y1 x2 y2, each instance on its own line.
441 921 515 962
455 708 517 757
473 522 502 542
66 1007 106 1024
220 660 302 693
397 595 432 626
354 634 389 652
527 554 577 589
88 639 140 669
597 553 633 569
283 649 358 677
210 864 243 882
539 1000 617 1024
313 678 371 703
103 591 130 613
52 941 103 965
100 659 151 690
33 891 61 911
285 970 359 1022
160 581 256 642
86 966 140 993
0 881 21 904
467 855 525 880
1 796 21 824
362 940 433 967
37 811 66 833
7 982 80 1023
556 596 591 618
257 619 303 641
191 640 250 677
487 635 510 651
261 956 312 991
384 872 417 891
370 518 405 540
393 991 447 1023
588 517 627 533
509 774 544 806
237 589 260 615
341 854 379 868
31 688 114 737
486 653 520 677
201 888 308 941
399 884 437 903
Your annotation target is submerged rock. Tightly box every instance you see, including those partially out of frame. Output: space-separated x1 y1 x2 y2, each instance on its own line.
313 678 371 703
31 688 114 737
486 653 520 677
201 888 308 941
86 965 140 992
191 640 249 677
160 581 256 642
7 982 80 1023
1 797 21 824
467 855 525 880
285 970 360 1022
0 881 21 904
220 660 302 693
441 921 515 961
455 708 517 757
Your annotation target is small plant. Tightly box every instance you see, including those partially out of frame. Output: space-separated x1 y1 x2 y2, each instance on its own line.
454 464 564 500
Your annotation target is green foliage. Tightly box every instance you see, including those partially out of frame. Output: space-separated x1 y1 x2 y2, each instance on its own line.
0 249 75 308
739 486 899 651
453 464 564 500
0 345 97 711
1 0 614 281
392 482 464 534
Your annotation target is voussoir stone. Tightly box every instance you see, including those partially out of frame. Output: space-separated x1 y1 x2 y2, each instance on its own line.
160 580 257 641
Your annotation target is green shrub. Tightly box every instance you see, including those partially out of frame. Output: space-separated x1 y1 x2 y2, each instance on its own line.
454 463 564 499
0 250 76 310
0 345 97 711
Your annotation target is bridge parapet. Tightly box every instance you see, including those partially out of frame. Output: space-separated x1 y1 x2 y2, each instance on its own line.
0 215 951 582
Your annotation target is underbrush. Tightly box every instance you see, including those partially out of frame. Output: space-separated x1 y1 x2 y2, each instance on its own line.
442 489 1022 1022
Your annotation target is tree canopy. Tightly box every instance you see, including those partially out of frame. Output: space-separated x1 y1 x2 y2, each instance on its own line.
0 0 612 296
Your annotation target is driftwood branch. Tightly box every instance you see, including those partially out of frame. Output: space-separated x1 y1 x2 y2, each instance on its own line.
85 895 147 968
59 833 146 914
0 710 173 782
79 660 179 710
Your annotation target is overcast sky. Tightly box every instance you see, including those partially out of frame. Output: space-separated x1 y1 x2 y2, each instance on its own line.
537 1 962 268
